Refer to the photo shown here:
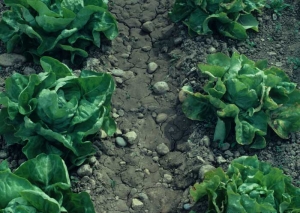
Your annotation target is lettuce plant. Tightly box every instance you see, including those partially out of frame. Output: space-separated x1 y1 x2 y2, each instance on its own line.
182 52 300 149
0 0 118 63
169 0 265 40
0 56 116 166
190 155 300 213
0 153 95 213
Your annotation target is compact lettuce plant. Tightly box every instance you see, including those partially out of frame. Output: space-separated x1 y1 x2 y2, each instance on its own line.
190 155 300 213
0 56 116 166
182 52 300 148
0 0 118 63
0 153 95 213
169 0 265 40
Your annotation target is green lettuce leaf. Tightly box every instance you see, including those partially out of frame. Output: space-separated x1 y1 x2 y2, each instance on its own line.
182 52 300 148
190 156 300 213
0 154 95 212
0 0 118 63
169 0 265 40
0 57 115 166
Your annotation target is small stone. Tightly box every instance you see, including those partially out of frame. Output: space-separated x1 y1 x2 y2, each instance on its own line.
224 150 233 157
138 193 149 201
116 137 127 147
124 131 137 144
121 53 130 58
115 128 122 135
85 58 100 69
144 169 150 175
132 198 144 210
118 109 125 116
153 81 169 94
99 129 107 139
142 46 152 51
0 150 8 159
156 113 168 123
201 136 210 147
112 112 119 118
115 77 123 84
0 53 26 67
88 156 97 165
152 156 159 162
207 46 217 53
119 161 126 165
111 68 125 77
141 21 154 33
156 143 170 156
220 142 230 150
198 165 216 179
216 156 227 164
275 62 283 67
163 174 173 183
267 51 277 56
183 203 192 210
174 37 183 45
23 67 36 75
272 13 277 21
147 62 158 74
77 164 93 177
178 90 187 102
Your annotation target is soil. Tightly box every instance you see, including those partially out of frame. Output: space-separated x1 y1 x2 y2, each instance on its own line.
0 0 300 212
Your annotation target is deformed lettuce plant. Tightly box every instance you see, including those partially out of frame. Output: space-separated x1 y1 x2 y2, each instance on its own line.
0 153 95 213
169 0 265 40
0 0 118 63
0 56 116 166
182 52 300 149
189 155 300 213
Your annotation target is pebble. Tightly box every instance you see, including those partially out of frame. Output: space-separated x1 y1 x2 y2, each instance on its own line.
183 203 192 210
156 143 170 156
153 81 169 94
216 156 227 164
198 165 216 179
111 68 125 77
207 46 217 53
155 113 168 123
201 136 210 147
163 174 173 183
116 137 127 147
124 131 137 144
142 46 152 51
77 164 93 177
132 198 144 210
220 142 230 150
23 67 36 75
147 62 158 74
0 150 8 159
138 193 149 201
99 129 107 139
174 37 183 45
224 150 233 157
152 156 159 162
0 53 26 67
178 90 187 102
88 156 97 165
141 21 154 33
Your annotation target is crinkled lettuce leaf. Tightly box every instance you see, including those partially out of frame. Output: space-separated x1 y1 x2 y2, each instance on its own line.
0 57 116 166
169 0 264 40
0 0 118 63
0 154 95 213
182 52 300 148
190 156 300 213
